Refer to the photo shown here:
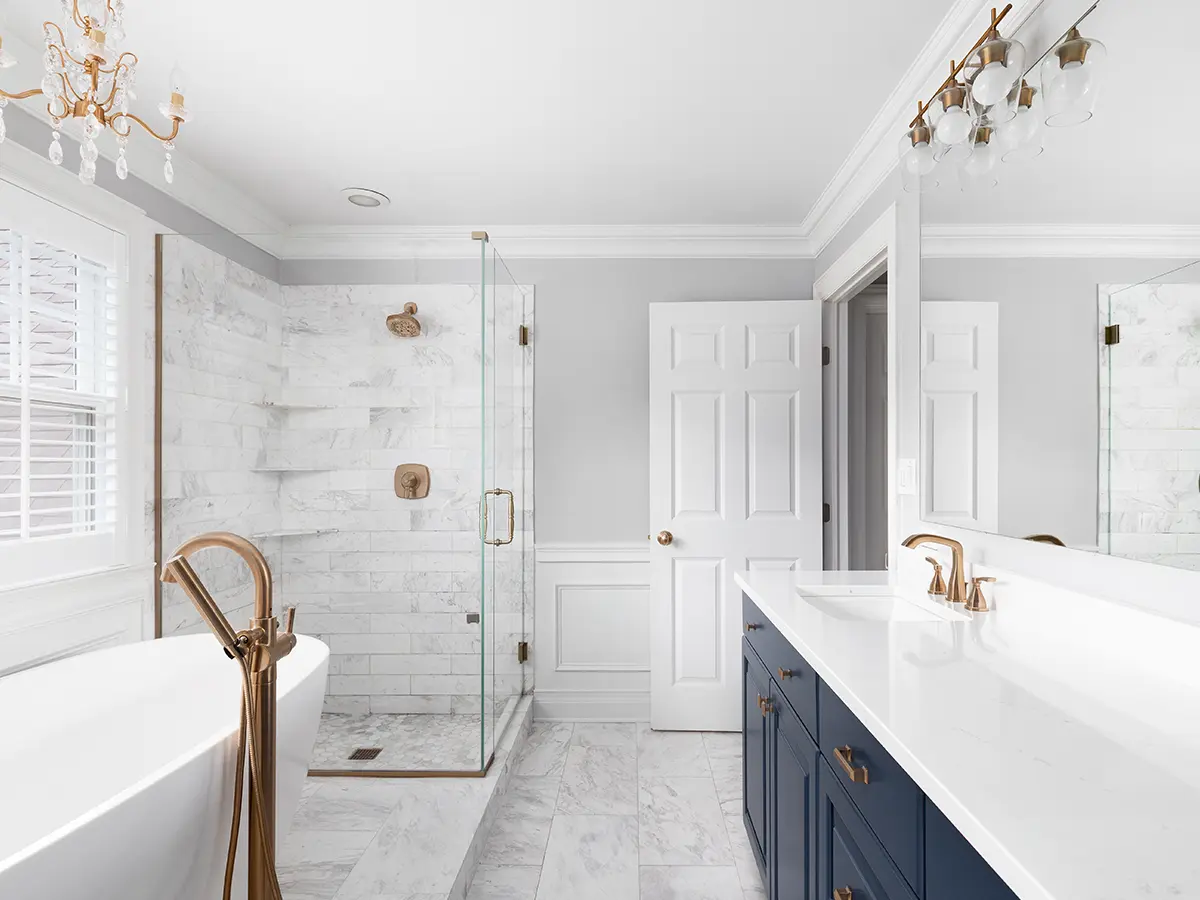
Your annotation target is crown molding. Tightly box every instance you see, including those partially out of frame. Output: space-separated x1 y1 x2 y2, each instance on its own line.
921 225 1200 259
0 33 287 253
279 225 815 260
803 0 1046 257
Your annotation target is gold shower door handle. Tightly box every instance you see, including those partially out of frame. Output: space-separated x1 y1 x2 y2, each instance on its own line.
482 489 515 545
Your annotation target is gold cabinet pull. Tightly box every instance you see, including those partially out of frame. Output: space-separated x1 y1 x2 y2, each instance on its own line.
482 488 515 545
745 622 761 632
777 667 794 680
834 889 854 900
761 697 773 716
833 745 869 784
656 530 674 546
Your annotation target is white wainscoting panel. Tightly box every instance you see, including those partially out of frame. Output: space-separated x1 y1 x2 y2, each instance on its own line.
534 543 651 721
0 563 154 678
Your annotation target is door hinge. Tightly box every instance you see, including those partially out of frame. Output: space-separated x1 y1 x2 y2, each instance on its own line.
1104 324 1120 345
517 640 529 663
823 502 831 524
518 325 529 346
822 345 831 366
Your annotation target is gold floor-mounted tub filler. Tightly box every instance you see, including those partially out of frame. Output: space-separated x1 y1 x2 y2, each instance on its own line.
161 532 297 900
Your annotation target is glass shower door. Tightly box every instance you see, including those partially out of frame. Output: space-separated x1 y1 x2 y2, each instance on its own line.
480 238 528 766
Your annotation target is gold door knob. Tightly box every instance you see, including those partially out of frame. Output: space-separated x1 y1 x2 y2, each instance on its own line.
656 530 674 546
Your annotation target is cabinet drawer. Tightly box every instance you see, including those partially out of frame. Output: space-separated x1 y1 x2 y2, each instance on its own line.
742 594 818 738
818 681 923 892
819 760 917 900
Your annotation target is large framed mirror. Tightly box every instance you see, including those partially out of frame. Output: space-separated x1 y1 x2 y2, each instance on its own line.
918 0 1200 570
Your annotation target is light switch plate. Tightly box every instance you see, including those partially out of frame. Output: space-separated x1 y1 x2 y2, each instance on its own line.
897 458 917 495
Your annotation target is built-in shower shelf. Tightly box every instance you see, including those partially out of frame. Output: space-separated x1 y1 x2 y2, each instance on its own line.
250 466 335 473
251 528 341 539
259 401 340 410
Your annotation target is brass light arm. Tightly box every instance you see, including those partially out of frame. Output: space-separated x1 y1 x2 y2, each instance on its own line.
0 87 45 101
96 56 136 107
99 50 139 77
109 111 182 143
909 4 1014 128
43 22 68 49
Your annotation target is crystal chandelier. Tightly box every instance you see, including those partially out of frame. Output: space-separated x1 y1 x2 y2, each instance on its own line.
0 0 191 186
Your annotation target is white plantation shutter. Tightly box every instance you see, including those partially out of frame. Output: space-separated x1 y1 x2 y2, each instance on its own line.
0 229 119 542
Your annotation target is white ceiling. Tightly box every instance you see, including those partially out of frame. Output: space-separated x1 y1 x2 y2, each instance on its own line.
3 0 955 228
924 0 1200 226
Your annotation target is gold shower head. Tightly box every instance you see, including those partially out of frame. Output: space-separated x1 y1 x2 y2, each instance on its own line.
386 303 421 337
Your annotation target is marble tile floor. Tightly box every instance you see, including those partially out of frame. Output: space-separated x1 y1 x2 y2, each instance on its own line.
310 713 489 772
279 719 763 900
470 722 763 900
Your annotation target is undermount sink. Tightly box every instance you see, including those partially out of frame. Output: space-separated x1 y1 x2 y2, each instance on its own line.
798 592 962 623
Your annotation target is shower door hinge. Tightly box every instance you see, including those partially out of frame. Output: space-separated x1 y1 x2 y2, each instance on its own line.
518 325 529 346
517 641 529 663
1104 324 1120 345
822 345 831 366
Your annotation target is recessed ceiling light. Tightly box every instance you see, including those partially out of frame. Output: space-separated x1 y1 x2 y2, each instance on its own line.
341 187 390 209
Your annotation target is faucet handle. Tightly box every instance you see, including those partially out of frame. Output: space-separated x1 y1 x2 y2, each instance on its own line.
284 606 297 635
924 556 947 596
965 576 996 613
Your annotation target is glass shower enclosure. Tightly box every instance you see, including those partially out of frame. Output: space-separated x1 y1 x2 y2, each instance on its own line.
156 230 533 775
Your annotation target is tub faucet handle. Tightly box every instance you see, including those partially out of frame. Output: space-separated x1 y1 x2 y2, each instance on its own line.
284 606 296 635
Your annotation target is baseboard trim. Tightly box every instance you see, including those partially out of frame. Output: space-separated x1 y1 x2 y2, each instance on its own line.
532 689 650 723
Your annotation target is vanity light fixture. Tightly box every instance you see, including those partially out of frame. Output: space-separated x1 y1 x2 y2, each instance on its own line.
1041 26 1106 127
0 0 190 185
900 4 1105 192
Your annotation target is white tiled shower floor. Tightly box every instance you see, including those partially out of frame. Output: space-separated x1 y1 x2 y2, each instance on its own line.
310 712 488 772
281 721 766 900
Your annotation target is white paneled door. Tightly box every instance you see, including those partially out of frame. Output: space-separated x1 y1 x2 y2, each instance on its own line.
919 301 999 533
649 301 821 731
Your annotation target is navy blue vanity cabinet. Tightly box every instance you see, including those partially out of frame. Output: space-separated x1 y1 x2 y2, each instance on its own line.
925 799 1018 900
818 759 919 900
743 639 772 874
769 679 818 900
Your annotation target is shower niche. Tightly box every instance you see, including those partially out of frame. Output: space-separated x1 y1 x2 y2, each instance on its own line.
157 232 534 775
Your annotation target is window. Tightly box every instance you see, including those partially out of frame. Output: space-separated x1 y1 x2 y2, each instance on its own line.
0 230 119 543
0 176 136 584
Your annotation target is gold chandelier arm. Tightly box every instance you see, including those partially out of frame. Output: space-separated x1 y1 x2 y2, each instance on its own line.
909 2 1014 128
70 0 88 31
109 111 182 143
97 56 135 106
99 51 138 76
42 21 67 47
0 87 44 101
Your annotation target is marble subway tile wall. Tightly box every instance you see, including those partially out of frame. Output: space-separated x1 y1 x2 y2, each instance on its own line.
160 236 284 634
278 283 533 716
1101 282 1200 569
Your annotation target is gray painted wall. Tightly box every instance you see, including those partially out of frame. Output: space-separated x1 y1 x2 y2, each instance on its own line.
282 257 815 545
4 106 278 279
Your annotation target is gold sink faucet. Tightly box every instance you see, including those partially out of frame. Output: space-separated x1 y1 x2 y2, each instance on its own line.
902 533 966 604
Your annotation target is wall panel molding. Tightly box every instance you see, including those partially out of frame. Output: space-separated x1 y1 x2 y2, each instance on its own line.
534 543 651 721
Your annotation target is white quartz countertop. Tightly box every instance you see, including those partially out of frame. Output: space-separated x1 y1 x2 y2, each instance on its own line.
735 569 1200 900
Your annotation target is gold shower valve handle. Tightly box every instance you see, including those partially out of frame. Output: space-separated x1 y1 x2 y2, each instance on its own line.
284 606 296 634
656 530 674 546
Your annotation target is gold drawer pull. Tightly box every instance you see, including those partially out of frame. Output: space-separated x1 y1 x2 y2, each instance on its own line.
761 698 773 716
833 745 869 784
834 889 854 900
778 667 794 680
745 622 762 631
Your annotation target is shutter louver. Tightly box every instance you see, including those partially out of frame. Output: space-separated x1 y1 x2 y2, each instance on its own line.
0 229 119 542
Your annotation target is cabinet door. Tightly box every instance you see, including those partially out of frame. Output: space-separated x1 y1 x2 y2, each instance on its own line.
818 760 918 900
925 799 1018 900
771 689 817 900
743 641 771 873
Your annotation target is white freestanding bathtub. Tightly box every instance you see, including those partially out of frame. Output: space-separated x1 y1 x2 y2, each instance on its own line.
0 633 329 900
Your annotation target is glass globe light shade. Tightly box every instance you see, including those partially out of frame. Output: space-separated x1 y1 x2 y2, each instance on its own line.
899 121 938 177
967 35 1026 107
964 129 997 176
999 82 1044 162
931 81 975 147
1041 28 1106 127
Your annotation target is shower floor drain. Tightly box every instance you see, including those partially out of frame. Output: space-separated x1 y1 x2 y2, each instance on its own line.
348 747 383 761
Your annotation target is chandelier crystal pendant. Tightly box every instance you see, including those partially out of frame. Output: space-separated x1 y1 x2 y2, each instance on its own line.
0 0 191 186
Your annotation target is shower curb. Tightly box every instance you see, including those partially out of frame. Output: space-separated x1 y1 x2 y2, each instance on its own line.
448 695 536 900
